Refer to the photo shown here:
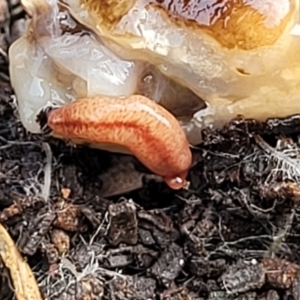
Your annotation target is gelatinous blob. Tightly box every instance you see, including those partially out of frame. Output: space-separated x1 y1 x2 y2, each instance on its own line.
10 0 205 140
9 35 75 133
47 95 192 189
147 0 293 49
136 64 206 119
62 0 300 129
10 0 300 148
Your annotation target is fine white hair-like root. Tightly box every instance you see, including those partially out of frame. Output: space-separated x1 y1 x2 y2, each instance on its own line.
41 142 52 202
254 135 300 184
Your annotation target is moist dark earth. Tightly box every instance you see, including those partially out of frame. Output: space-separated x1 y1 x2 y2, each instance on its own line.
3 2 300 300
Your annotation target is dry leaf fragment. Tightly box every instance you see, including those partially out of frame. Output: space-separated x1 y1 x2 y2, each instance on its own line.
0 222 42 300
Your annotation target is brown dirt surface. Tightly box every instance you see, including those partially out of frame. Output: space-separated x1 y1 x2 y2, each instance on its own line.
2 1 300 300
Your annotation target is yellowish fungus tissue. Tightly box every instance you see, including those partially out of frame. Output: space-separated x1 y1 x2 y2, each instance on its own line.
9 0 300 145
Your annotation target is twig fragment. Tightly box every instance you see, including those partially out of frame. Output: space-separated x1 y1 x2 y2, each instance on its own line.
0 222 42 300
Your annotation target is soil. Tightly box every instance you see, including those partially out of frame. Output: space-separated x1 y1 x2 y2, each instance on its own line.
2 1 300 300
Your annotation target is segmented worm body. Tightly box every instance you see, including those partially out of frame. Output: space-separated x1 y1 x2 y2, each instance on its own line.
47 95 192 189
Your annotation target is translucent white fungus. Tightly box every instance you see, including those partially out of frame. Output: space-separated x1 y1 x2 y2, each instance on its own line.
9 0 300 144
